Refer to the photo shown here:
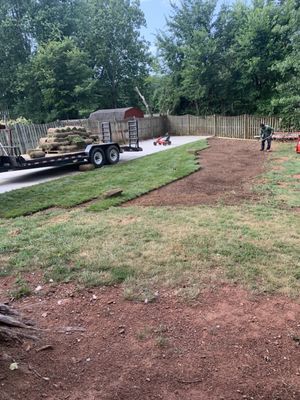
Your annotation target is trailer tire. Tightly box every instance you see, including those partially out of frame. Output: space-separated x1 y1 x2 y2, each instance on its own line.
90 148 105 167
105 145 120 165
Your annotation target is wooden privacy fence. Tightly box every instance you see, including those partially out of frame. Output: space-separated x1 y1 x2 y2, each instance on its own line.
167 114 281 139
1 114 284 153
167 115 215 136
0 122 58 154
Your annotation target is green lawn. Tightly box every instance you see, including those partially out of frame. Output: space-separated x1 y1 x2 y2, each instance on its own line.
254 142 300 208
0 140 207 218
0 140 299 300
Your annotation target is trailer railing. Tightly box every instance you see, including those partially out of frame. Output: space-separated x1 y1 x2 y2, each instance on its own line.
0 143 21 157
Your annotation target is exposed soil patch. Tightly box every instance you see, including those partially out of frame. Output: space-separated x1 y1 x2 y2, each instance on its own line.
1 284 299 400
126 138 270 207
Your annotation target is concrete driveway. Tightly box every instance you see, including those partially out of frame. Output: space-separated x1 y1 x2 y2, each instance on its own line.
0 136 210 194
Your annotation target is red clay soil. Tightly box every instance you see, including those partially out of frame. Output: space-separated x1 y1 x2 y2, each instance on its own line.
126 138 269 207
1 284 300 400
1 138 299 400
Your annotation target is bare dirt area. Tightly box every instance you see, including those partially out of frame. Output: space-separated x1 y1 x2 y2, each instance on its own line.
1 284 300 400
127 138 269 207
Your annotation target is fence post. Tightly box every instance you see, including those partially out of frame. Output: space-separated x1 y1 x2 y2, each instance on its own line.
151 116 154 139
213 114 217 136
243 114 247 139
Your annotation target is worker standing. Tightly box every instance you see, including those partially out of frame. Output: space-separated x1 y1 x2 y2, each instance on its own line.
260 123 274 152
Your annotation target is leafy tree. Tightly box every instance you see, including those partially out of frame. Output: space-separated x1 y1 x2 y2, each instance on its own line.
230 0 290 115
16 38 95 122
156 0 296 117
146 74 175 114
83 0 151 108
211 1 249 114
0 0 32 112
271 0 300 127
1 0 150 120
157 0 245 115
29 0 84 44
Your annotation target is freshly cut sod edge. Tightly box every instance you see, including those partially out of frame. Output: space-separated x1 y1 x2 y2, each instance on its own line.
0 140 207 218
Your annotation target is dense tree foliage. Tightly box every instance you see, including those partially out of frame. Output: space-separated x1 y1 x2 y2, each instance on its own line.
0 0 150 122
0 0 300 126
271 0 300 127
83 0 150 108
0 1 32 114
155 0 300 127
16 39 94 122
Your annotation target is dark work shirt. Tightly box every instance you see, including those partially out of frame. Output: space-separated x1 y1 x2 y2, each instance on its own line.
260 125 274 139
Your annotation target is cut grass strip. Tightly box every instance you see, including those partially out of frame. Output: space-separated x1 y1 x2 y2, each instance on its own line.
0 140 207 218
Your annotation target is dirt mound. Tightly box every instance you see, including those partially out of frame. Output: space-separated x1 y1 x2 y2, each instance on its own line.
126 138 269 207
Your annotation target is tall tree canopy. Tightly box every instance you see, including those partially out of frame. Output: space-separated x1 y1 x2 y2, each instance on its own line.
83 0 150 108
16 38 94 122
155 0 300 125
271 0 300 127
0 0 32 113
30 0 83 44
0 0 150 122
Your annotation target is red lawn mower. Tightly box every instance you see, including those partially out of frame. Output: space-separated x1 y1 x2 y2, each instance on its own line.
153 134 171 146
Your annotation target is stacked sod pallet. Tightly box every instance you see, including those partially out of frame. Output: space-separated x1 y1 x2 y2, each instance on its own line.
27 126 100 158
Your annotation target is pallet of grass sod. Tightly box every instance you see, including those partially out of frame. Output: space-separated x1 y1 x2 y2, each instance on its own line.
27 149 46 159
57 144 80 153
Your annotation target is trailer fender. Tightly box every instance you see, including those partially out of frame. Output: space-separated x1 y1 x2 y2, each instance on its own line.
84 144 94 155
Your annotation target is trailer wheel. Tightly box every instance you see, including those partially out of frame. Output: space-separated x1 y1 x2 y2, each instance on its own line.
105 145 120 164
90 148 105 167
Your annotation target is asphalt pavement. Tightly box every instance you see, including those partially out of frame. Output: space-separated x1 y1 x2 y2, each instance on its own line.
0 136 210 194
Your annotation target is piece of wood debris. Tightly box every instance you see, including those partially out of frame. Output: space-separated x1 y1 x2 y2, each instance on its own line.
36 345 54 353
103 188 123 198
